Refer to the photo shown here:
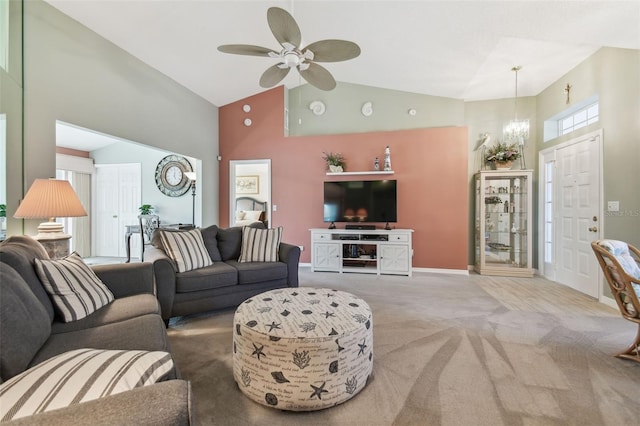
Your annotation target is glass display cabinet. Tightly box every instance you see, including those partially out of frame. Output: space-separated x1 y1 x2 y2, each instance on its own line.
475 170 533 277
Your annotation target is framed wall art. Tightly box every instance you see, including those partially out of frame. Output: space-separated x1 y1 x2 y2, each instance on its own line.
236 175 259 194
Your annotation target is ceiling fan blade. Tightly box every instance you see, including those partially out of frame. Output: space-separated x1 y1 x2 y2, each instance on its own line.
267 7 301 48
260 64 291 88
299 62 336 91
302 40 361 62
217 44 275 57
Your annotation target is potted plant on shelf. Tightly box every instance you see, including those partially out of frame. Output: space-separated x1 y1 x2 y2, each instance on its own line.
139 204 154 215
322 151 346 173
485 141 521 170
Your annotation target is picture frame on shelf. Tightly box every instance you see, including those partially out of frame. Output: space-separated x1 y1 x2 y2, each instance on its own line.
236 175 259 194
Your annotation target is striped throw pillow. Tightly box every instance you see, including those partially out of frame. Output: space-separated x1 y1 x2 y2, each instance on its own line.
238 226 282 262
0 348 174 421
34 252 114 322
160 228 213 272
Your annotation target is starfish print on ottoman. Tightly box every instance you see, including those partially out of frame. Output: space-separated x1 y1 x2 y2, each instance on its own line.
252 343 266 361
309 381 329 400
357 339 367 356
266 321 281 332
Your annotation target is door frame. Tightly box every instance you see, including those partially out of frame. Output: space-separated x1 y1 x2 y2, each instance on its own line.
537 128 604 299
229 159 271 227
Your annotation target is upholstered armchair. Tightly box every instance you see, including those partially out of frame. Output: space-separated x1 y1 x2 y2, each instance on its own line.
591 239 640 362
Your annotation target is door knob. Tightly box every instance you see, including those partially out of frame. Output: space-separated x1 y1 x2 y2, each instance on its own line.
588 226 598 232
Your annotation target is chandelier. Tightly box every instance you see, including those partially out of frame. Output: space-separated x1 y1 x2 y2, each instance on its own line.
503 66 529 168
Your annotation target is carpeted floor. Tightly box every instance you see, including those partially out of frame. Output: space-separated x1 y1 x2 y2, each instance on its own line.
167 268 640 425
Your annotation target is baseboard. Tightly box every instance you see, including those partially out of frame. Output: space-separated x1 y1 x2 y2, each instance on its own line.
301 264 468 276
412 267 469 276
599 295 617 310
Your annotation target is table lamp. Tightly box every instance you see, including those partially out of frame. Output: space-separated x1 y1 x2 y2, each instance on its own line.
14 178 88 257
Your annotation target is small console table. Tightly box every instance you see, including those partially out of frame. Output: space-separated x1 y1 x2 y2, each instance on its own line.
125 223 194 262
310 228 413 276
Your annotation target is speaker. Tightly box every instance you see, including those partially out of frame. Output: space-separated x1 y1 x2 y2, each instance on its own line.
345 224 376 230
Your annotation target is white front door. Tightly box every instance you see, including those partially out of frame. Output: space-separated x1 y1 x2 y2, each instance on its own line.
94 164 141 257
554 132 601 298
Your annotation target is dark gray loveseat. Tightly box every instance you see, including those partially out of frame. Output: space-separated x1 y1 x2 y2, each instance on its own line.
144 223 301 323
0 236 193 425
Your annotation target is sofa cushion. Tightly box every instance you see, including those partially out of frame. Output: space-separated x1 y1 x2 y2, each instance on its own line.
34 252 115 323
0 264 52 382
51 294 161 334
227 260 288 285
199 224 222 261
0 235 55 321
0 348 174 421
217 222 265 261
31 314 172 368
160 229 213 273
238 226 282 262
175 262 238 293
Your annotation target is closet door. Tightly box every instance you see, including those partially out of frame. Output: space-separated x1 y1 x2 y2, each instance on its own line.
94 164 141 257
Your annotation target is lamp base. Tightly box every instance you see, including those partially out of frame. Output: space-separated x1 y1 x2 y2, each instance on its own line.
33 225 71 259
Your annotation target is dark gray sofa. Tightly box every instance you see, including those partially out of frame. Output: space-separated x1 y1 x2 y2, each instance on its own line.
0 236 194 425
144 223 301 322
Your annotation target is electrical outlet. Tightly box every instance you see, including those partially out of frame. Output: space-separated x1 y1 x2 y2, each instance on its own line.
607 201 620 212
272 205 277 211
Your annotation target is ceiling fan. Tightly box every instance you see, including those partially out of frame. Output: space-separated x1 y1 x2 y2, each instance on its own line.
217 7 360 91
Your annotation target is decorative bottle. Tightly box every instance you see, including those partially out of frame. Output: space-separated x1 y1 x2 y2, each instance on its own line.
374 157 380 171
383 146 392 171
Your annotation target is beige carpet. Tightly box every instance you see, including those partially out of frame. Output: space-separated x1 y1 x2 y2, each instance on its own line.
167 269 640 425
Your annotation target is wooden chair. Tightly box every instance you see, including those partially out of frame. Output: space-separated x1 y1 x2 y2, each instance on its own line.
591 239 640 362
138 214 160 261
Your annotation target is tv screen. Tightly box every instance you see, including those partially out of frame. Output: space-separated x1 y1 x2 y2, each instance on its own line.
323 180 397 223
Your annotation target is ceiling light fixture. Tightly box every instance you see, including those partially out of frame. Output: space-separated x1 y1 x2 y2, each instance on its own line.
503 65 529 168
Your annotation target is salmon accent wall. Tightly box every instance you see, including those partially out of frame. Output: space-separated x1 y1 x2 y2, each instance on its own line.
219 86 469 271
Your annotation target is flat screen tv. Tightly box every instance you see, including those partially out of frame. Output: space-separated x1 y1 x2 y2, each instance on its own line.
323 180 397 224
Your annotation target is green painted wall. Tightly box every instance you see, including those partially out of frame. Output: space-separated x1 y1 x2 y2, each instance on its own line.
288 82 464 136
19 0 219 236
536 47 640 249
1 0 23 236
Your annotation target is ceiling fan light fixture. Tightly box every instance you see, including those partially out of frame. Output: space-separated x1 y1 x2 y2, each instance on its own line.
284 52 300 67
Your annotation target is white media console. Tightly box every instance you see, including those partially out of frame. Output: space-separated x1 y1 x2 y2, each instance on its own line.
310 228 414 276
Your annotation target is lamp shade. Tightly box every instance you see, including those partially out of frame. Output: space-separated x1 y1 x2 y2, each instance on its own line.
14 178 87 220
184 172 196 182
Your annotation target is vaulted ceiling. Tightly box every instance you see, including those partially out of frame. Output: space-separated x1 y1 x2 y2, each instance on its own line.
45 1 640 107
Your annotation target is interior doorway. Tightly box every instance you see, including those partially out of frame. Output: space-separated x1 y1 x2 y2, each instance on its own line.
94 163 142 257
229 159 271 227
539 129 603 299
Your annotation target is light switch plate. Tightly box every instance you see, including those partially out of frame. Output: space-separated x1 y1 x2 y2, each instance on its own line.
607 201 620 212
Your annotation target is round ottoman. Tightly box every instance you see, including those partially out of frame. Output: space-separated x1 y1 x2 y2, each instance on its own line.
233 287 373 411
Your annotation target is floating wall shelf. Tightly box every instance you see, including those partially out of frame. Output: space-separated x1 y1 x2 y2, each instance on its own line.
326 171 395 176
